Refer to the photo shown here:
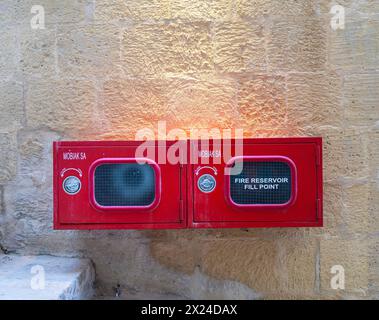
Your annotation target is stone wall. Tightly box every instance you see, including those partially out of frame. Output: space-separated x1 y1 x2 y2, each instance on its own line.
0 0 378 299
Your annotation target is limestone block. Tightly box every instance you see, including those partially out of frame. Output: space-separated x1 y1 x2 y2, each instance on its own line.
319 181 377 235
26 79 97 137
343 183 376 234
317 0 356 13
328 16 379 71
57 24 121 79
170 0 234 21
320 238 372 296
237 0 319 18
0 81 24 130
343 73 379 125
94 0 171 22
236 74 287 131
121 22 212 76
323 182 344 234
101 78 169 134
0 1 17 27
267 18 327 72
368 182 379 234
2 131 59 246
199 238 317 295
0 254 95 300
0 133 17 183
94 130 148 141
164 76 238 129
369 239 379 296
368 129 379 179
0 186 4 215
0 27 17 80
317 0 379 27
353 1 379 14
14 0 91 26
287 73 343 129
150 240 199 275
19 27 56 78
214 21 266 73
318 127 369 181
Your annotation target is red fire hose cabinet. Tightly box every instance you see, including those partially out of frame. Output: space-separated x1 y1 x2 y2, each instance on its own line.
54 138 322 229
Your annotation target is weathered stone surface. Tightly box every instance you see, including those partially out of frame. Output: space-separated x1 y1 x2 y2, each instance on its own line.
309 127 369 181
0 27 17 80
94 0 170 22
94 0 234 22
25 79 97 137
343 183 375 234
237 0 319 18
3 131 58 249
323 182 344 234
0 1 17 27
320 238 372 296
317 0 356 13
343 73 379 125
121 22 212 76
287 73 343 129
321 181 377 235
352 1 379 14
199 239 317 295
0 186 4 215
19 28 56 78
368 128 379 179
214 22 266 73
94 130 147 141
170 0 234 21
0 81 24 130
369 183 379 234
19 137 44 160
148 237 318 298
328 16 379 71
0 133 17 183
57 24 120 79
369 239 379 296
14 0 92 26
165 76 237 129
267 18 327 72
150 240 198 275
236 74 287 131
101 78 169 134
0 254 95 300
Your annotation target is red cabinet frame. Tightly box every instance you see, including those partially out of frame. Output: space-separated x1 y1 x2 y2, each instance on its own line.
53 138 322 230
54 141 186 230
188 138 322 229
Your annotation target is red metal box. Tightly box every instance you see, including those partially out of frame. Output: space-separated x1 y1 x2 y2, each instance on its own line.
188 137 322 228
53 138 322 230
53 141 186 229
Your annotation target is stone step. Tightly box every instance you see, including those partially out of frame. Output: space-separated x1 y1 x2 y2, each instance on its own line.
0 254 95 300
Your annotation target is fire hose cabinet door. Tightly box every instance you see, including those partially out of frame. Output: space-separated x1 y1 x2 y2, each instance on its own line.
53 141 186 230
189 138 322 228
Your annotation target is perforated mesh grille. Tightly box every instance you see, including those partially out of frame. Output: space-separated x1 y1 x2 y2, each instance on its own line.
94 163 156 207
230 161 292 205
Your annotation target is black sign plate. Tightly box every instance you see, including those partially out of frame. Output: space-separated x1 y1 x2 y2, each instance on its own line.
230 161 292 205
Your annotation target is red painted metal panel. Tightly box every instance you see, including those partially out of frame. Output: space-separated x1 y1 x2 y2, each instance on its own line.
53 137 322 230
53 141 185 229
188 137 322 228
